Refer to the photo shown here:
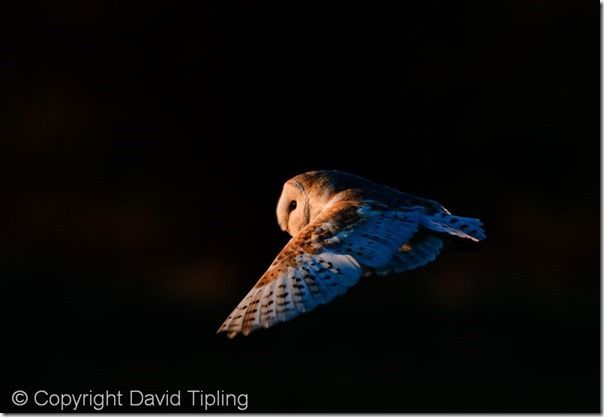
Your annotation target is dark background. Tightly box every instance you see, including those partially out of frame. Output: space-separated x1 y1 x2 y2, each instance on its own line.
2 0 599 412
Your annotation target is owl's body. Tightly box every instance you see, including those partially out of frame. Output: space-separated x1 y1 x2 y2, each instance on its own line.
218 170 485 338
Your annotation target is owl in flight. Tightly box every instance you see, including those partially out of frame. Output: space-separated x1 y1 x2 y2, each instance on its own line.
218 170 485 338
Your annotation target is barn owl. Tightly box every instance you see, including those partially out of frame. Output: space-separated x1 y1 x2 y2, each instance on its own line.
217 170 485 338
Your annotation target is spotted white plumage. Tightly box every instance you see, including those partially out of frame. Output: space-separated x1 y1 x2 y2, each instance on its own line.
218 170 485 338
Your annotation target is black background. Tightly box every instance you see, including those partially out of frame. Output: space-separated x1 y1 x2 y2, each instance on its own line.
3 1 599 412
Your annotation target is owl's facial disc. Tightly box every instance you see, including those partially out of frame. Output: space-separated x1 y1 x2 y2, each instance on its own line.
276 182 309 236
276 177 335 236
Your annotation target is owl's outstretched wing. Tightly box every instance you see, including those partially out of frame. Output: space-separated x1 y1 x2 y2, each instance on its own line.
217 200 423 338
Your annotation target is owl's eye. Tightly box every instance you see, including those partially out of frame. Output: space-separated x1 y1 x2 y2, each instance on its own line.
288 200 297 212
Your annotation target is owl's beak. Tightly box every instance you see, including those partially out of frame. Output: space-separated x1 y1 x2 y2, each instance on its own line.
278 218 289 234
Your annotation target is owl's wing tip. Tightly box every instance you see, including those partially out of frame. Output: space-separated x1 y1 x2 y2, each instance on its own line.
216 328 240 339
423 213 486 243
216 321 236 335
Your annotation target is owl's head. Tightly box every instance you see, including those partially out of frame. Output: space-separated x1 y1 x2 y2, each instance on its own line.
276 170 362 236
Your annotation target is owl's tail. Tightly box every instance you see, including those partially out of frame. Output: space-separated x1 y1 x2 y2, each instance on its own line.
422 213 486 242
